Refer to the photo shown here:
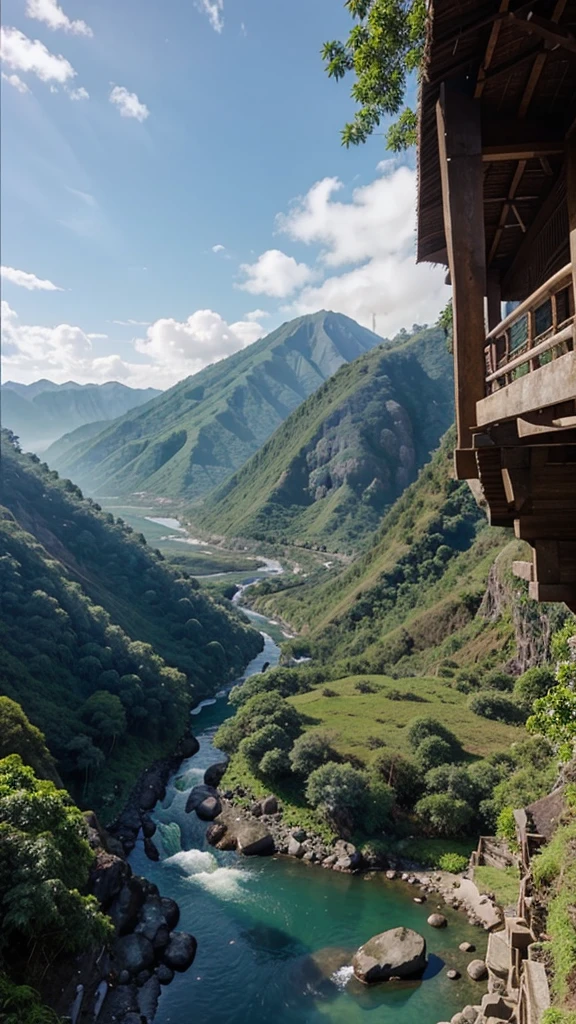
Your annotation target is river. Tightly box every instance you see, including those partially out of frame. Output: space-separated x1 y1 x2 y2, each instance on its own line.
128 601 486 1024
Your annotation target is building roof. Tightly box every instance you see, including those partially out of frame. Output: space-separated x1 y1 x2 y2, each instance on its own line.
417 0 576 299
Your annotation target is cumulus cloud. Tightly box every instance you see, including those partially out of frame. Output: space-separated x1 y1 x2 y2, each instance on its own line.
0 26 76 83
2 304 267 389
111 319 151 327
196 0 224 32
276 164 449 337
244 309 270 322
25 0 92 37
238 249 313 298
2 72 30 93
212 244 225 253
109 85 149 122
68 85 89 100
1 265 64 291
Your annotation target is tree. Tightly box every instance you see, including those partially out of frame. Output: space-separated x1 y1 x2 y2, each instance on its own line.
239 725 292 770
424 765 476 803
407 716 460 754
66 735 105 793
415 793 474 837
513 667 556 711
81 691 127 751
259 748 291 780
370 752 423 807
306 761 367 827
0 698 60 785
527 664 576 761
322 0 426 149
415 736 453 772
289 732 337 776
468 693 525 725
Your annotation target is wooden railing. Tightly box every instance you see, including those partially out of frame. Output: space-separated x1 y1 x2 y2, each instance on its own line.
484 264 575 394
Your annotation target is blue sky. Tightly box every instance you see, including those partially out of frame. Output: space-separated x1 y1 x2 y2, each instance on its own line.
1 0 447 388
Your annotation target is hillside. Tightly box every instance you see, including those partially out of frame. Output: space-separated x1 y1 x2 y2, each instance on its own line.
46 311 386 500
0 431 262 814
196 326 453 552
1 379 161 453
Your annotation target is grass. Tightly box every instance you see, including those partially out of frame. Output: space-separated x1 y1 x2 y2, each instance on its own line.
374 837 476 868
288 674 524 764
532 809 576 1011
474 865 520 908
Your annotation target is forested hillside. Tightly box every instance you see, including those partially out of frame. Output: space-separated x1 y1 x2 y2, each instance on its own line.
1 379 160 453
0 432 262 814
197 326 453 552
46 311 386 499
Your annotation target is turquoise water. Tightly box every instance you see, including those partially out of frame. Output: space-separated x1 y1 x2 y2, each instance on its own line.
129 612 487 1024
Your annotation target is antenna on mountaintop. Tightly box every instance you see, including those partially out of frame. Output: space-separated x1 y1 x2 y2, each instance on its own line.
372 313 376 334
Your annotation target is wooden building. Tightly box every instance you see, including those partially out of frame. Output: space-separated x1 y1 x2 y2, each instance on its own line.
417 0 576 609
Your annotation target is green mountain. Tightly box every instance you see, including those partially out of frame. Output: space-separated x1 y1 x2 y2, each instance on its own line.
196 326 454 552
0 431 262 815
46 312 386 499
1 379 161 453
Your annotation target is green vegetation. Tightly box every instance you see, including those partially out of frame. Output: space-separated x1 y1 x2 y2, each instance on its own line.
0 974 60 1024
437 852 468 873
47 312 384 500
0 432 262 813
532 811 576 1009
196 325 453 552
473 865 520 908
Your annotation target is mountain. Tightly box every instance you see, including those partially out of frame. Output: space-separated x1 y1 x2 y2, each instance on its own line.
196 326 454 552
1 379 161 453
44 419 110 463
0 431 262 817
46 311 387 499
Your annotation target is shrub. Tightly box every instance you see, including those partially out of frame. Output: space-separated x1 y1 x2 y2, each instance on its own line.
424 765 476 803
322 687 338 697
239 724 292 768
513 667 556 710
496 806 518 850
355 680 376 693
289 732 336 776
484 669 515 692
258 747 291 780
415 736 453 772
407 716 460 754
370 753 423 808
467 760 502 799
468 692 525 724
438 852 469 873
363 780 394 834
415 793 474 836
305 761 367 826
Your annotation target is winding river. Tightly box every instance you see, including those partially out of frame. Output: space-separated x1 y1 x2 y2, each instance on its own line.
128 599 487 1024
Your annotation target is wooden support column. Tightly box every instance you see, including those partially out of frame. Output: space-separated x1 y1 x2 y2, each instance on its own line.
437 85 488 460
487 273 502 332
568 130 576 327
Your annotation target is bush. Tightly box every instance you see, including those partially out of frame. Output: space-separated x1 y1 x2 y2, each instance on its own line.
363 780 394 834
425 765 476 803
322 687 338 697
354 680 376 693
415 736 453 772
258 747 291 780
468 692 525 724
438 852 469 873
415 793 474 836
496 806 518 850
467 760 502 799
407 716 460 754
513 666 556 710
289 732 336 776
484 670 515 692
370 753 423 808
305 761 367 826
239 724 291 768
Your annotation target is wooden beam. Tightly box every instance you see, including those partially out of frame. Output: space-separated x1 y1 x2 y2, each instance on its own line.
436 85 487 452
483 141 564 161
568 130 576 319
510 11 576 54
487 272 502 331
475 0 510 99
488 160 526 265
518 0 568 117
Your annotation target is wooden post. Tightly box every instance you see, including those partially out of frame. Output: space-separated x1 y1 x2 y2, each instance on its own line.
437 85 488 458
487 272 502 332
568 130 576 328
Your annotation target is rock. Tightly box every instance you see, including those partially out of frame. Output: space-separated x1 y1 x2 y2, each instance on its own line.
460 1006 479 1024
212 806 274 855
100 985 137 1019
251 802 263 817
160 896 179 930
185 784 219 814
206 821 232 849
140 772 166 811
414 896 426 904
118 970 130 985
459 941 475 953
90 851 128 909
122 1015 143 1024
427 913 448 928
352 927 427 984
204 759 229 788
141 814 156 839
115 934 155 975
467 959 488 981
163 931 197 972
136 970 150 986
109 878 146 935
451 1015 465 1024
446 969 460 980
260 795 278 814
236 821 274 856
144 837 160 862
136 897 166 942
333 840 363 872
156 963 174 985
291 828 307 842
322 854 337 867
196 795 222 821
138 974 161 1021
288 838 305 858
386 870 397 880
180 734 200 758
303 851 316 862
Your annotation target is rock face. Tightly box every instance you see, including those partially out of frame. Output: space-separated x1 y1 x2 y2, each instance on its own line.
204 759 229 788
352 927 427 984
206 804 275 856
185 784 219 814
163 932 197 972
196 795 222 821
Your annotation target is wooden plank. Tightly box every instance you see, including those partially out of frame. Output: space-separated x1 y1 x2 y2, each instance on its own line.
477 351 576 426
529 582 576 604
437 85 487 450
510 11 576 54
475 0 509 99
513 560 534 581
515 514 576 540
534 541 561 583
568 130 576 320
483 142 564 161
487 273 503 331
517 0 568 117
454 448 479 480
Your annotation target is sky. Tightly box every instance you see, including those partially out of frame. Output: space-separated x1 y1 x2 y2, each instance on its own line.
0 0 449 390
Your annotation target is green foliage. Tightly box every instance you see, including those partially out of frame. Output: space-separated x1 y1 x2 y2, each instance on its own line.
0 698 59 784
496 806 519 851
532 816 576 1006
484 670 515 692
0 974 60 1024
289 731 337 776
370 752 423 807
414 793 474 837
468 692 526 725
322 0 426 149
0 755 112 966
550 619 576 662
474 865 520 908
437 852 468 873
215 692 303 754
305 761 367 826
542 1011 576 1024
528 679 576 761
239 724 292 771
407 716 461 755
514 667 556 710
415 736 453 771
424 765 477 803
258 747 291 780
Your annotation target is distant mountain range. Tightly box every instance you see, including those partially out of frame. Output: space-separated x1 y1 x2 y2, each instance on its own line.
1 379 161 453
45 311 385 499
196 326 454 552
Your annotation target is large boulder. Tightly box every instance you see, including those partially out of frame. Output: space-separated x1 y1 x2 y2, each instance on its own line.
260 795 278 815
204 759 229 788
115 934 155 975
185 784 219 814
109 878 146 935
352 927 427 984
144 837 160 862
135 896 167 945
288 838 305 858
137 974 161 1021
427 913 448 928
90 851 129 909
333 840 363 872
236 820 275 856
163 931 197 972
196 795 222 821
467 959 488 981
160 896 180 931
208 805 274 855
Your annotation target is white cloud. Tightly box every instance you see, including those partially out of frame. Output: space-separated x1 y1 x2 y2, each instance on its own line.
25 0 92 37
109 85 149 122
0 26 76 84
1 265 64 291
238 249 313 298
1 303 268 389
212 244 226 253
1 72 30 93
68 85 89 100
244 309 270 322
196 0 224 32
111 319 151 327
